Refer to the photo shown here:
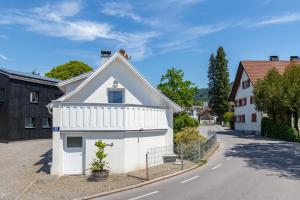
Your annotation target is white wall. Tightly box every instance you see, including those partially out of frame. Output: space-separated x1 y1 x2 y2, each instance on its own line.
65 59 165 107
234 70 262 132
61 130 168 174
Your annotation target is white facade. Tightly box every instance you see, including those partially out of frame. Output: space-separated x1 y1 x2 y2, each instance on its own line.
49 52 181 176
234 70 262 132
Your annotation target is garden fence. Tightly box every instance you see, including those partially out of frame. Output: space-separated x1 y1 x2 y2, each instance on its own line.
127 132 218 180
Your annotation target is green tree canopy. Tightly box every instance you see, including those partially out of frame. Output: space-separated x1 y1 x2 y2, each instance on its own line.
45 61 93 80
254 63 300 132
157 68 197 108
208 47 230 123
254 68 288 123
282 63 300 131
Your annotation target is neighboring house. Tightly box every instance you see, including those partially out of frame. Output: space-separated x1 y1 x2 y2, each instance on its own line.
0 68 63 142
187 105 202 120
48 50 182 176
229 56 300 133
198 107 215 124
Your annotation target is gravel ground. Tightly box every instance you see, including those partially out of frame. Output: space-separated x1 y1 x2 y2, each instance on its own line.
0 139 52 200
22 161 197 200
0 140 203 200
22 174 144 200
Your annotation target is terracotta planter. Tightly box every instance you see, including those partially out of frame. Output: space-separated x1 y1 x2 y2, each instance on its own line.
91 169 109 181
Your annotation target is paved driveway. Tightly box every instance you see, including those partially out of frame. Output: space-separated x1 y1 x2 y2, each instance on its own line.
0 139 51 200
98 129 300 200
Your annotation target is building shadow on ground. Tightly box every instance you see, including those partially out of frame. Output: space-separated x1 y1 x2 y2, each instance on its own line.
35 149 52 174
220 130 300 180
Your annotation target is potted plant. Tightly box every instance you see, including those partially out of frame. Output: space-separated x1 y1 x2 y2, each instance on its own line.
89 140 112 181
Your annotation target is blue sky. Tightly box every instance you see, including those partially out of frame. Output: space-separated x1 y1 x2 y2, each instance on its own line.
1 0 300 88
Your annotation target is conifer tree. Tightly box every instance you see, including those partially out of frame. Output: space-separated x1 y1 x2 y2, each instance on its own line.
208 47 230 124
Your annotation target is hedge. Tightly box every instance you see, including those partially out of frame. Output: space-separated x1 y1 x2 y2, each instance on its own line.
174 112 199 133
261 117 299 142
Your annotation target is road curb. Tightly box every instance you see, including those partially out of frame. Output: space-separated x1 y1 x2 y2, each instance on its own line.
75 144 220 200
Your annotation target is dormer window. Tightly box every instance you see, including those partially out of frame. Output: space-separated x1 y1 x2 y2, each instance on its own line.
108 89 124 103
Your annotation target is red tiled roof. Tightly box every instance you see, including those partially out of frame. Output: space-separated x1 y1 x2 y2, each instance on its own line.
229 60 299 101
241 61 291 85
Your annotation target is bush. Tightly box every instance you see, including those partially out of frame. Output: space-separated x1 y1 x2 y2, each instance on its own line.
261 117 299 142
174 112 199 133
223 112 234 129
174 127 206 145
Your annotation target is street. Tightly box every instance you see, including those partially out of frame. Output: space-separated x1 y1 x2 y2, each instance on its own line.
97 128 300 200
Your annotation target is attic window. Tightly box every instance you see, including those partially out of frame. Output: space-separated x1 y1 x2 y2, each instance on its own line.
108 90 124 103
242 79 251 89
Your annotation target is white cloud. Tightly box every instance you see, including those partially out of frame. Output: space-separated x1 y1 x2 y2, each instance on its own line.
254 13 300 26
33 0 83 22
157 23 229 54
102 2 141 22
0 54 7 60
0 1 159 60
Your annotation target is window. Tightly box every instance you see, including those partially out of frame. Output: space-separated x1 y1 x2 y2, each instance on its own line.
252 113 257 122
0 88 5 101
30 91 39 103
250 96 254 104
25 118 36 128
242 79 251 89
242 115 245 123
42 118 52 128
108 90 124 103
243 98 247 106
67 137 83 148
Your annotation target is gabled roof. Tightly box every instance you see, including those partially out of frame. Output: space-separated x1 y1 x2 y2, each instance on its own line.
229 60 299 101
0 67 60 86
57 71 93 87
52 52 182 112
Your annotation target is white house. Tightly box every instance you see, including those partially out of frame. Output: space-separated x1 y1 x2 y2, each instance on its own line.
229 56 299 133
48 50 182 176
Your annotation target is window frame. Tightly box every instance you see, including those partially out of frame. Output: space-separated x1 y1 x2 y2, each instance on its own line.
42 117 52 128
30 91 40 103
251 113 257 122
107 89 124 104
66 136 83 149
25 117 36 129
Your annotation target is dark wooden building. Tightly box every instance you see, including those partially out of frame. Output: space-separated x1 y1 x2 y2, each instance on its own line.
0 68 63 142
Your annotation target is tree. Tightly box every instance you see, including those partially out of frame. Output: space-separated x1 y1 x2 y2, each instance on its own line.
282 63 300 132
158 68 197 108
45 61 93 80
254 68 289 124
208 47 230 124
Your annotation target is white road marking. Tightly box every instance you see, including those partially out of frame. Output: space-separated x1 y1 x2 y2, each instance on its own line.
212 163 223 170
128 191 159 200
230 145 234 148
180 175 199 184
227 156 232 161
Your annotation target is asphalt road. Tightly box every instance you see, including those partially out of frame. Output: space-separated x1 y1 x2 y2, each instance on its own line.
97 127 300 200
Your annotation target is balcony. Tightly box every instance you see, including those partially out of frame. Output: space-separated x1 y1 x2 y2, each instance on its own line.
58 103 169 131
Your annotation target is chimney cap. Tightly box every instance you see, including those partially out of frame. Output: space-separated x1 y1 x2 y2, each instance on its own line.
290 56 300 61
270 55 279 61
101 50 111 57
